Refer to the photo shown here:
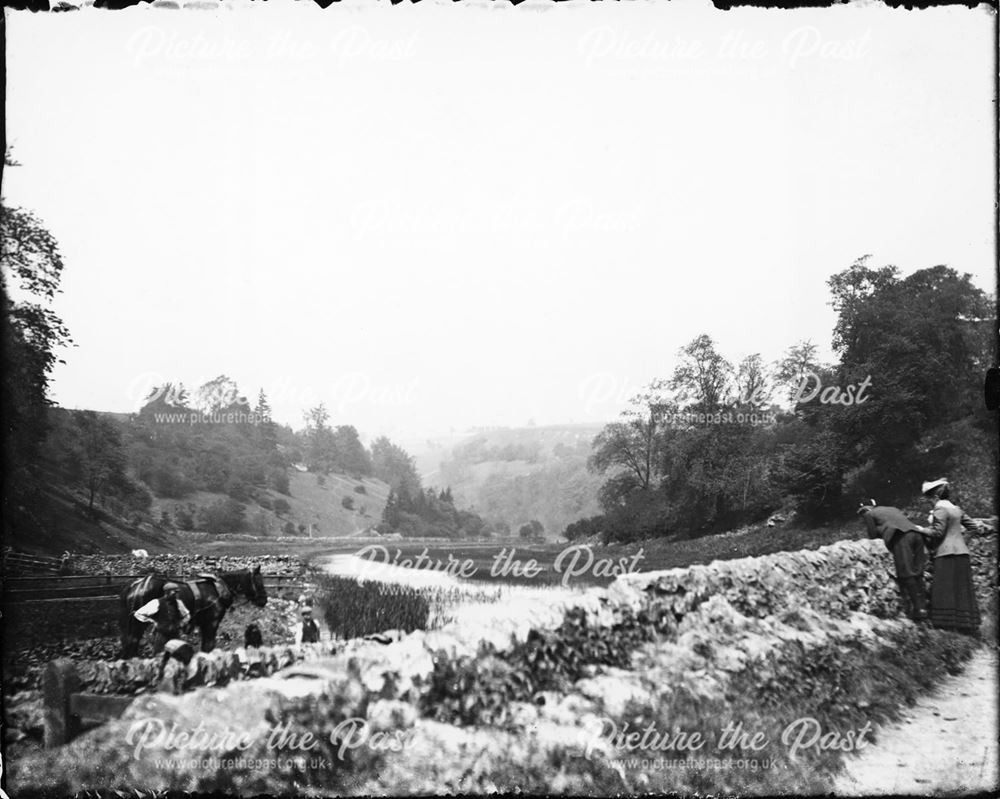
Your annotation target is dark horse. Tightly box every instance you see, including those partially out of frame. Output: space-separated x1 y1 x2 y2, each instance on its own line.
119 565 267 657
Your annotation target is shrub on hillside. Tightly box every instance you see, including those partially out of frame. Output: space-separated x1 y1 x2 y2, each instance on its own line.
272 497 290 515
225 479 251 503
197 498 246 535
146 467 194 499
341 496 355 510
269 469 290 495
174 503 196 531
118 478 154 514
248 509 271 535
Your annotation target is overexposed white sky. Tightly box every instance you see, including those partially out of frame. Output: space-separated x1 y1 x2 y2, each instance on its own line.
4 1 995 440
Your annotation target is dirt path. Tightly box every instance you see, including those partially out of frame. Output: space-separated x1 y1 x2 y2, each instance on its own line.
834 646 998 796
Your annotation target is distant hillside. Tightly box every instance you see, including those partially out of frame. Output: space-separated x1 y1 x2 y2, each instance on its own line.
401 430 479 485
10 395 600 554
151 470 390 540
424 424 606 538
7 397 396 556
2 474 176 556
7 459 391 558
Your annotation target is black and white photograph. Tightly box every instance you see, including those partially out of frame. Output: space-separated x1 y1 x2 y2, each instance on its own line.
1 0 997 796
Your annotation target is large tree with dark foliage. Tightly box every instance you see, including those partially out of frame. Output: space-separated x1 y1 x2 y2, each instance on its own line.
300 405 372 477
374 439 496 539
581 257 995 543
1 154 74 535
823 259 995 510
370 435 422 496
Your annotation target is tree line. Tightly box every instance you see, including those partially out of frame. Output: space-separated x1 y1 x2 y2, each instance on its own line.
573 258 995 544
0 160 484 540
3 163 993 546
379 483 505 539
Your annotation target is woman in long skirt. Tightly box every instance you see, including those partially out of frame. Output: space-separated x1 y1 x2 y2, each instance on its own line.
921 479 982 635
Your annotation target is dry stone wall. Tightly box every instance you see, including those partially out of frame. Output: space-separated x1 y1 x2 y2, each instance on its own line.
10 536 994 796
65 553 305 577
965 529 997 627
611 537 901 622
67 642 340 696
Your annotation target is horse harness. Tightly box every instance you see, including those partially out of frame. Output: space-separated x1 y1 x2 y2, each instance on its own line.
184 573 234 618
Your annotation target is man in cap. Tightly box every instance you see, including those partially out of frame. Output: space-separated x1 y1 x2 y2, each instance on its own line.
295 605 321 644
857 500 931 621
133 582 192 652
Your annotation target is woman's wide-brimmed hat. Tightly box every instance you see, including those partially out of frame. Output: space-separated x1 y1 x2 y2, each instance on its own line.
921 478 949 496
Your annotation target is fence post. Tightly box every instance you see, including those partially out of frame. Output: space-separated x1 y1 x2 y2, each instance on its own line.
43 658 81 748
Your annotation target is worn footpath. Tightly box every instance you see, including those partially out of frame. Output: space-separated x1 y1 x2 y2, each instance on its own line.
835 646 998 796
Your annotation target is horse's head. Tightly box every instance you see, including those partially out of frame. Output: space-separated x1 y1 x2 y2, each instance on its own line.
247 564 268 607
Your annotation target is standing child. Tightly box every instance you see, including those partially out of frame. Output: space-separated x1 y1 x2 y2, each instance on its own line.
295 606 321 644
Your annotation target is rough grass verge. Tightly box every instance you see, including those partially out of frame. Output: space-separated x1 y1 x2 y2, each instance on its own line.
596 626 978 796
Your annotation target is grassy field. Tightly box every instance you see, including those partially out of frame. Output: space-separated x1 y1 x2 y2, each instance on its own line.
179 521 861 587
327 523 857 586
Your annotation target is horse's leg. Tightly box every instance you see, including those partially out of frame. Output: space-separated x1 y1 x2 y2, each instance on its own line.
120 626 135 659
120 597 136 658
197 616 217 653
121 616 147 659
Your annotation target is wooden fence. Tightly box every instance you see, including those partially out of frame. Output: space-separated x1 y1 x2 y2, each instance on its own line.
2 575 307 650
2 550 64 576
3 574 304 603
